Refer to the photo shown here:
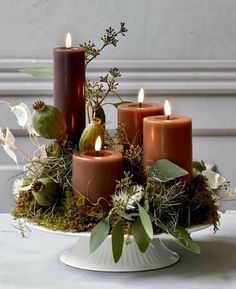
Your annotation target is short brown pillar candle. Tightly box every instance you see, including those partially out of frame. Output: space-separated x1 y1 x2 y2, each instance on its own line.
72 137 123 207
118 89 164 147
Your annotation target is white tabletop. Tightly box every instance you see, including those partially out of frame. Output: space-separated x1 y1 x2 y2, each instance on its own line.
1 212 236 289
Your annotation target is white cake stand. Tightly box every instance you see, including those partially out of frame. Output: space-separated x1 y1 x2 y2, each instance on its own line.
26 221 210 272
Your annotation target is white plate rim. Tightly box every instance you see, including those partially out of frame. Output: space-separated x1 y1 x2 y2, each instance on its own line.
24 219 211 238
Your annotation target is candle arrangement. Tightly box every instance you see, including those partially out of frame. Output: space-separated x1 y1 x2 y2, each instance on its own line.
1 23 233 270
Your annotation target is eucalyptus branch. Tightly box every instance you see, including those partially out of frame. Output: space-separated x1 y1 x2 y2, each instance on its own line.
97 68 121 106
86 67 123 120
80 22 127 67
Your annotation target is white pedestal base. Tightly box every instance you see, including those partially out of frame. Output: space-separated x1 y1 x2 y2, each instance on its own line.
60 235 179 272
26 220 209 272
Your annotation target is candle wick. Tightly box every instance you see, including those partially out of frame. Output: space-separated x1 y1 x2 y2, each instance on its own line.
139 103 142 108
167 115 170 120
96 151 99 156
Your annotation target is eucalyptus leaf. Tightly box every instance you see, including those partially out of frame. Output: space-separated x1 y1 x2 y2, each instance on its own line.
113 101 131 108
157 221 200 254
133 216 151 253
112 220 124 263
138 204 153 240
20 68 53 78
147 159 188 182
90 219 110 253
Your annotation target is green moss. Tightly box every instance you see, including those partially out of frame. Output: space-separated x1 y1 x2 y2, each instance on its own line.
12 190 108 232
11 141 220 235
11 174 220 235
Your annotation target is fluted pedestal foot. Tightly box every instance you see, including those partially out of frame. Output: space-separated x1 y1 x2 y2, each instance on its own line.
60 235 179 272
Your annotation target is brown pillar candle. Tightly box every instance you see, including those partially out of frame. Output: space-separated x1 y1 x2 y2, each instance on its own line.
118 89 164 147
72 137 123 207
54 33 86 145
143 101 192 184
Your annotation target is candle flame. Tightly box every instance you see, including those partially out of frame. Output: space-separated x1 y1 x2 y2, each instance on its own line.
66 32 72 48
95 136 102 152
164 100 171 116
138 88 144 104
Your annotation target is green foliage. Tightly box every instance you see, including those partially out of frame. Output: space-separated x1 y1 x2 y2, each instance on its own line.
20 68 53 78
138 204 153 240
80 22 127 66
86 67 123 121
123 145 143 184
156 220 200 254
133 216 151 252
112 220 124 263
193 160 207 174
115 171 133 191
90 219 110 253
112 101 131 108
147 159 188 182
80 23 128 121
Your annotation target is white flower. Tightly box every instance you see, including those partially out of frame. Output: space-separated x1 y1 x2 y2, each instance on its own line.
129 185 144 205
112 185 144 211
13 179 32 197
0 127 18 166
202 169 226 190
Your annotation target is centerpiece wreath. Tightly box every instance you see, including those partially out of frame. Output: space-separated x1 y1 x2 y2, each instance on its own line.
0 23 234 263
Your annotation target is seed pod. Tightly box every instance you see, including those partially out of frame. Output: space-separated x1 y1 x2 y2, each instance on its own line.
31 178 59 207
32 101 66 139
79 118 104 151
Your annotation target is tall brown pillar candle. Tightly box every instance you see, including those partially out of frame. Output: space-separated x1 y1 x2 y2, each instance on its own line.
118 89 164 147
54 33 85 145
143 101 192 184
72 137 123 207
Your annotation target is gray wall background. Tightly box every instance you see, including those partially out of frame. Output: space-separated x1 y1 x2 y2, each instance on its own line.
0 0 236 212
0 0 236 60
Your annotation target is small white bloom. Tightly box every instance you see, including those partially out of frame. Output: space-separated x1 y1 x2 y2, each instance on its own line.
112 185 144 211
112 189 129 206
13 179 32 197
129 185 144 205
202 169 226 190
